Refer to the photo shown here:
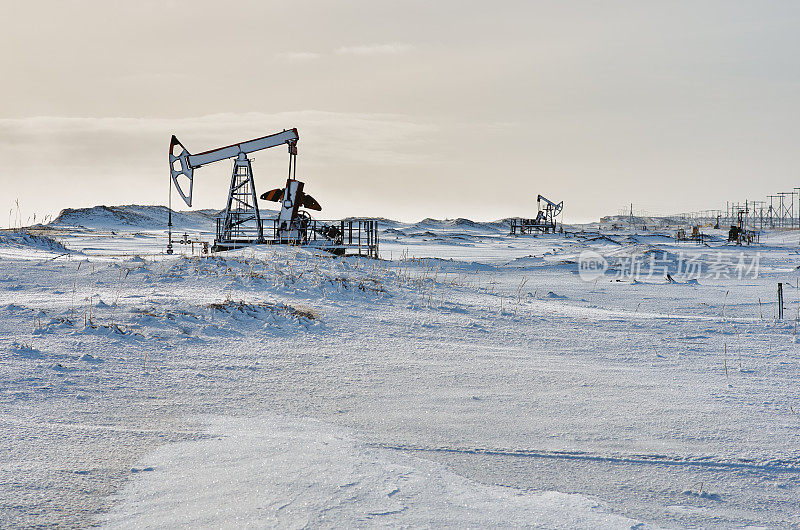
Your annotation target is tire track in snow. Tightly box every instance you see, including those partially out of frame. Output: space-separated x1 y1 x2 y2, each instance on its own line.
0 415 202 436
452 286 768 325
373 443 800 474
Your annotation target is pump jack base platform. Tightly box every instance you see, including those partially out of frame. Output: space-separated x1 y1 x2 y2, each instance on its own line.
211 217 379 258
509 218 558 235
212 240 349 256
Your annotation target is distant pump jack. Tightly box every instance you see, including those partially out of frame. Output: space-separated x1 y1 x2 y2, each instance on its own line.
510 194 563 235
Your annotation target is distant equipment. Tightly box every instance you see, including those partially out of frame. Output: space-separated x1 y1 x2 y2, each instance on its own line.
168 129 378 256
675 225 708 244
728 209 759 245
510 194 563 235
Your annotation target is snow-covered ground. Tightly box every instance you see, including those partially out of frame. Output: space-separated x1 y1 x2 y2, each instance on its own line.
2 206 800 528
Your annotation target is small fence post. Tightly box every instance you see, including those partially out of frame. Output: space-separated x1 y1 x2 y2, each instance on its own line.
778 282 784 320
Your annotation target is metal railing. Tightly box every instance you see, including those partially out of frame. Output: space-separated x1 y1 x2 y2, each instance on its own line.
509 218 557 235
215 217 379 258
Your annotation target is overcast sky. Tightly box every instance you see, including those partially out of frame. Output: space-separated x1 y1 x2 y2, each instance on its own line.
1 0 799 225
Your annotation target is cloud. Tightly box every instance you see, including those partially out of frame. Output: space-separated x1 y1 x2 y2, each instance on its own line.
274 51 322 62
0 111 435 168
272 43 415 64
335 43 414 56
0 111 438 222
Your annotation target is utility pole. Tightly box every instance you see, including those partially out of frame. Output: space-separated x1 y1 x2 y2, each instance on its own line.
167 171 174 255
792 188 800 227
768 195 777 228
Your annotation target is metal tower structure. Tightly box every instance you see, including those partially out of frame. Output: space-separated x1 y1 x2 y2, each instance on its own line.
767 195 777 228
220 153 263 244
796 187 800 227
776 191 797 227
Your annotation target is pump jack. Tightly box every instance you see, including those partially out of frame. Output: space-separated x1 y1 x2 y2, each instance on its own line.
509 194 563 235
170 128 299 249
168 128 379 256
534 194 563 231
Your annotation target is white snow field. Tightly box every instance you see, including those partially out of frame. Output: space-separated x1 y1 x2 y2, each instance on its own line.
1 205 800 528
